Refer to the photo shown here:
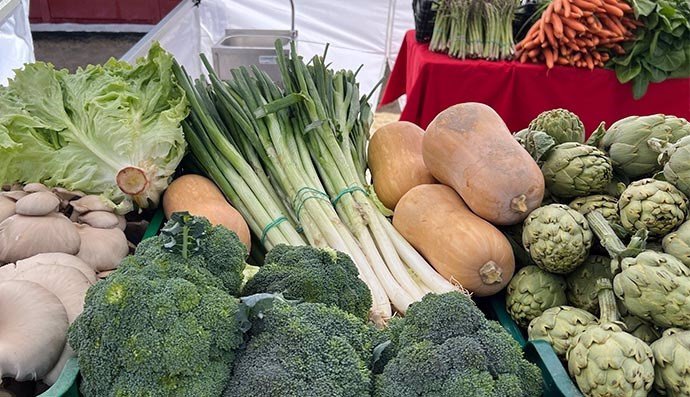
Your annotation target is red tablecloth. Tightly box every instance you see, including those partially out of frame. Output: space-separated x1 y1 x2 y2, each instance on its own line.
381 30 690 134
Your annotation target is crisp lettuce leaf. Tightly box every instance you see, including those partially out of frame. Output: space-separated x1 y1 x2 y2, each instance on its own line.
0 43 188 213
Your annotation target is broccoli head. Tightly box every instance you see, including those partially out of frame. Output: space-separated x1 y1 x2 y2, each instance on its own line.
225 299 375 397
242 244 372 319
68 258 244 397
374 292 543 397
397 291 488 345
136 212 247 295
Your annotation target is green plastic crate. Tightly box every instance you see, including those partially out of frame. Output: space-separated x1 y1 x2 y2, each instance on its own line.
484 294 583 397
37 210 166 397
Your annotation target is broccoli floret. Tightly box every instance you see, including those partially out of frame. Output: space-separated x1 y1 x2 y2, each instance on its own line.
397 291 488 345
68 259 244 397
225 300 374 397
135 213 247 295
372 316 405 374
242 244 372 319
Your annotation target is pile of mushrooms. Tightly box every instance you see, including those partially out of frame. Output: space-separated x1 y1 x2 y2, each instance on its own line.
0 184 130 386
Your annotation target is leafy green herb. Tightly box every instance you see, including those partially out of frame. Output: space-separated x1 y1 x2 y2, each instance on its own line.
609 0 690 99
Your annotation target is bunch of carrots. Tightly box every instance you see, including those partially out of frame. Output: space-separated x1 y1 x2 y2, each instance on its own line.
515 0 641 70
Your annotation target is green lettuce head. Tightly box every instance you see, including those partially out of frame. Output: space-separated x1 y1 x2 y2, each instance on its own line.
0 43 188 213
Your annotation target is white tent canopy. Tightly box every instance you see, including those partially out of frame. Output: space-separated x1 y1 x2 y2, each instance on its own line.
0 0 34 86
123 0 415 101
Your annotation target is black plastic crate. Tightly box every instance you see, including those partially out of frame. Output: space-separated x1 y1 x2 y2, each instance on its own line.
413 0 437 43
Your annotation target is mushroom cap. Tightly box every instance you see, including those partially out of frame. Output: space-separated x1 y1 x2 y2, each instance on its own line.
23 183 50 193
10 253 97 284
75 224 129 272
0 213 81 263
70 195 114 214
78 211 120 229
3 264 90 323
0 196 15 223
0 191 28 202
0 280 68 381
117 215 127 231
15 191 60 216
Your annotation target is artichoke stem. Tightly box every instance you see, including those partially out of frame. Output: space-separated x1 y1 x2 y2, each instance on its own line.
586 211 626 258
596 278 619 323
479 261 503 285
510 195 528 213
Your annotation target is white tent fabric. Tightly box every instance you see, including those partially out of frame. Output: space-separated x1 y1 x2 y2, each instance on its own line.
0 0 34 86
123 0 415 101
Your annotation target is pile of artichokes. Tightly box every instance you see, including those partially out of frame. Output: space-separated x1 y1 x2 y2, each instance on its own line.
506 110 690 397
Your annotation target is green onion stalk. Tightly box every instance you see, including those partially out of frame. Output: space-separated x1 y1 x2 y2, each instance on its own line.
274 42 457 311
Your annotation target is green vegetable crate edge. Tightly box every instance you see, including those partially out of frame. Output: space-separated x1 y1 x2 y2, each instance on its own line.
39 210 579 397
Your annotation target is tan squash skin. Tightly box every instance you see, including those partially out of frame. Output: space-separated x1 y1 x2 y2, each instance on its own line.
423 103 544 225
393 184 515 296
163 175 251 250
368 121 437 210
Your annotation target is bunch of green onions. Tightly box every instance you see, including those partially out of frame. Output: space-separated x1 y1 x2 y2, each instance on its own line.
172 43 458 324
430 0 518 60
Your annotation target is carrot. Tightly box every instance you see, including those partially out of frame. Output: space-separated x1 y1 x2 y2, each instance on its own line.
592 36 600 45
553 0 563 14
544 22 558 48
538 19 546 43
552 13 565 38
583 38 595 46
611 17 627 33
601 53 610 61
523 38 541 50
612 44 625 54
544 48 555 68
566 40 580 51
616 1 632 12
557 56 570 65
572 0 599 11
563 0 571 18
562 18 588 33
582 10 594 16
602 3 624 17
569 4 584 17
592 51 602 61
544 2 554 23
585 53 595 70
574 52 583 61
599 14 623 35
520 51 530 63
564 26 577 39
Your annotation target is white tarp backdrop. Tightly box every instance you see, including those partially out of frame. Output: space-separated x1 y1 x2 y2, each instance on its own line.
123 0 415 101
0 0 35 85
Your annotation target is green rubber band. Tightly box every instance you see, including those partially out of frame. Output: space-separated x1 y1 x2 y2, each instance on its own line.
332 185 368 207
292 186 329 222
260 216 287 246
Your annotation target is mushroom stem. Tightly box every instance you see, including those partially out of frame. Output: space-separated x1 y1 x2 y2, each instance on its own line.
116 167 149 195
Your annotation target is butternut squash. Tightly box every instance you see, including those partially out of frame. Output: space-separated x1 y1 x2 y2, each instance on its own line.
368 121 437 210
423 103 544 225
163 175 251 250
393 184 515 296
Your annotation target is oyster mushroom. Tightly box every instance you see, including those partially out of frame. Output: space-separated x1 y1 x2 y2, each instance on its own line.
52 187 84 210
0 196 15 223
70 195 114 215
0 191 28 201
23 183 50 193
75 224 129 272
1 264 91 386
0 280 69 381
15 191 60 216
78 211 120 229
3 253 97 284
0 213 81 263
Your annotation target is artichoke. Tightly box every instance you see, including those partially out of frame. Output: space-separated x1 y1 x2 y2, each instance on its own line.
663 220 690 266
570 195 626 238
618 302 661 344
656 135 690 199
567 279 655 397
522 204 593 274
506 265 567 327
650 328 690 397
595 114 690 178
566 255 613 314
528 306 597 356
541 143 613 198
618 178 688 238
528 109 585 144
615 251 690 329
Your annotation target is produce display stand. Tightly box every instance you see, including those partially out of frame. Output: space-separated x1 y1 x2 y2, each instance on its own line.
380 30 690 133
35 211 166 397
